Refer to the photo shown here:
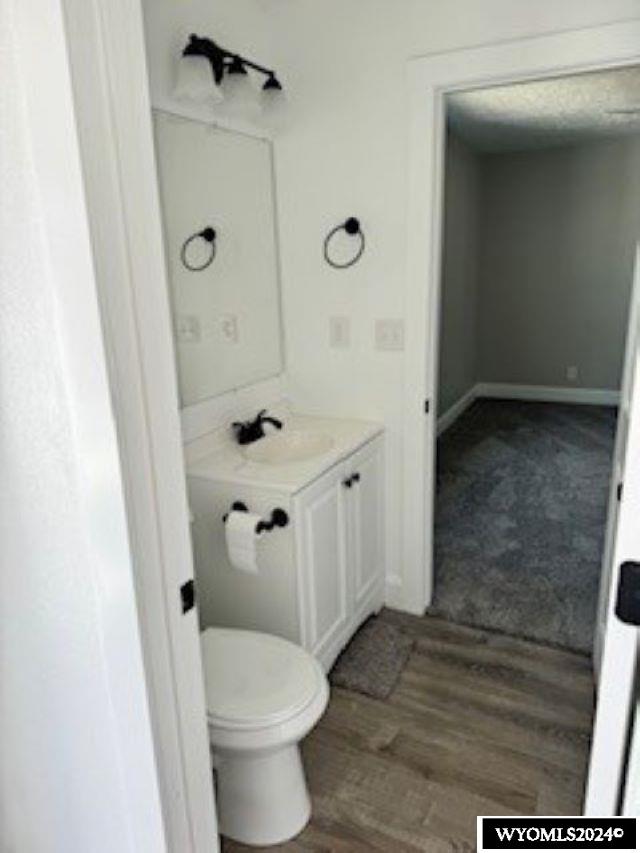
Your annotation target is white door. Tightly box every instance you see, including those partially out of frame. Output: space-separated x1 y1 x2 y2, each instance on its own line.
594 246 640 675
297 464 349 664
348 438 385 614
584 245 640 814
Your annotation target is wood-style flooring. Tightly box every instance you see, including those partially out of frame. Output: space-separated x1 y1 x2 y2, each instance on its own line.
222 612 595 852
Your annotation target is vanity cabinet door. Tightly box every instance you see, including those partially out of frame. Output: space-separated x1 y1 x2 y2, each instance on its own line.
295 464 349 667
346 437 385 616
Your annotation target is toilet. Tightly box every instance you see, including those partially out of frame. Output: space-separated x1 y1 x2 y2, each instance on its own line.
200 627 329 846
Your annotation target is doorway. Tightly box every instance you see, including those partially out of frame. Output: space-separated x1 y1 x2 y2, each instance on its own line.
405 23 640 816
431 67 640 655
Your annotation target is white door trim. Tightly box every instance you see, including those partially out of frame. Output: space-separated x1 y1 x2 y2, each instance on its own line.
61 0 219 849
404 18 640 615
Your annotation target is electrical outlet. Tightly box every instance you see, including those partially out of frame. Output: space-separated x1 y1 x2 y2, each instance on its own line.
220 314 239 344
329 316 350 348
176 314 201 343
375 319 405 351
567 365 579 382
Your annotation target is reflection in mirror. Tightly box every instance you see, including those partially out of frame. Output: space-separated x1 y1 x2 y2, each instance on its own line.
153 111 283 407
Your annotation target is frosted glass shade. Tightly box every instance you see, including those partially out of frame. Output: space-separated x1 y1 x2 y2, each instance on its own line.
174 55 224 103
220 68 259 116
260 84 287 129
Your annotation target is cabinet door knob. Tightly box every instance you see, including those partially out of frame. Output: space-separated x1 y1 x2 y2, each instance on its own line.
342 476 353 488
351 472 361 483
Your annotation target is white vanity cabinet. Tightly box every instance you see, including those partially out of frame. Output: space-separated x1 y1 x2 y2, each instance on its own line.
187 427 385 672
295 436 385 668
294 463 350 666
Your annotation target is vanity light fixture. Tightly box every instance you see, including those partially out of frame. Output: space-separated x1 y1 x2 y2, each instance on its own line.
323 217 366 269
176 33 285 115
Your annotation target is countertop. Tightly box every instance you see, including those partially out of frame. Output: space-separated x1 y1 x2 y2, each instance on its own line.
186 413 383 495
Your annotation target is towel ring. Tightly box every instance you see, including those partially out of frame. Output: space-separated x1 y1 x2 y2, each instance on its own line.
323 217 365 269
180 226 217 271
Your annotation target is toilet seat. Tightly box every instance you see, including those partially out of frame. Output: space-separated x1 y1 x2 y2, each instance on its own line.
201 628 325 732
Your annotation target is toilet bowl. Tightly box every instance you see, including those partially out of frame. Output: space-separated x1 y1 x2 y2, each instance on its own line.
200 627 329 847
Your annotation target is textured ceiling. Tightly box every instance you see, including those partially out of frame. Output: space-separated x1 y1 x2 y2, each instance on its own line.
447 65 640 152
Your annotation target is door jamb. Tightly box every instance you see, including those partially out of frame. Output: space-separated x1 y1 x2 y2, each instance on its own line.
60 0 219 848
404 18 640 815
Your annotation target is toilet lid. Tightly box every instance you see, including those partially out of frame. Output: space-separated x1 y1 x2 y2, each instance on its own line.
201 628 322 728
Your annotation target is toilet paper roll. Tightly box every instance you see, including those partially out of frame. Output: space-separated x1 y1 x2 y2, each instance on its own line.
224 510 263 575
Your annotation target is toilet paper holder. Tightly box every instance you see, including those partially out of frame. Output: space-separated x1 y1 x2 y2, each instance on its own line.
223 501 289 534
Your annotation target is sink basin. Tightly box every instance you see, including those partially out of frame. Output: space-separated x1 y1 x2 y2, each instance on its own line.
243 430 334 464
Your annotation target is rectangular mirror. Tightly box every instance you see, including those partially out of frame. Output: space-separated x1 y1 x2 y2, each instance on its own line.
153 111 283 407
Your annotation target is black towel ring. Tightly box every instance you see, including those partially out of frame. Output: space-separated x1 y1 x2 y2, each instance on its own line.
180 226 217 271
323 217 365 269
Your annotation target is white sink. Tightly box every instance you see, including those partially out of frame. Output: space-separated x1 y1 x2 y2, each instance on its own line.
243 430 334 464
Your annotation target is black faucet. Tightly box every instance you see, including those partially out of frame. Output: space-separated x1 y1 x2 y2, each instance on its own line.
232 409 283 445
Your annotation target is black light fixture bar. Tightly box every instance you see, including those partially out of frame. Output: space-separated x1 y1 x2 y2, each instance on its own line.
182 33 281 88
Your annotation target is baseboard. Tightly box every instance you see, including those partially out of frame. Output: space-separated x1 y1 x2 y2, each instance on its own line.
436 381 620 437
476 382 620 407
437 385 478 436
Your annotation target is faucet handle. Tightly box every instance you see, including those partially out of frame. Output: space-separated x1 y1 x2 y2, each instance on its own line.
258 410 283 431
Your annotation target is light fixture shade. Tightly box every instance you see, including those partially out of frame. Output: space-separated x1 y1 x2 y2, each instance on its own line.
220 62 258 116
260 76 286 127
174 54 224 103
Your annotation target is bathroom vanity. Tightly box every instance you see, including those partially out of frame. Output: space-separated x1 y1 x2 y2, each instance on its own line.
154 114 385 672
187 414 385 671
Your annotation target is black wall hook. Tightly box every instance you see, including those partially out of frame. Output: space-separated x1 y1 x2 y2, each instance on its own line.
181 226 217 271
324 216 365 269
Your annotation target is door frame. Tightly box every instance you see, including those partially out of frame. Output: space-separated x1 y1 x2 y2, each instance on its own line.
60 0 219 849
403 17 640 610
404 18 640 814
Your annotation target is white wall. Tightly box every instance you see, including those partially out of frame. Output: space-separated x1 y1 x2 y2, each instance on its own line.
438 132 480 415
1 2 165 850
478 137 640 390
439 135 640 412
142 0 640 607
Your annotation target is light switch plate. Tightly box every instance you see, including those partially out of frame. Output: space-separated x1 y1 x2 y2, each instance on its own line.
176 314 201 343
329 316 350 349
566 365 578 381
220 314 239 344
375 319 405 351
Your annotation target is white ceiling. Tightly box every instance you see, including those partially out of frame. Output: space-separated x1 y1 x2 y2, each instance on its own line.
447 65 640 153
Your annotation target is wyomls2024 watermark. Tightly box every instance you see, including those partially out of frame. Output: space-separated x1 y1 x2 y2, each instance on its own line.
478 817 637 850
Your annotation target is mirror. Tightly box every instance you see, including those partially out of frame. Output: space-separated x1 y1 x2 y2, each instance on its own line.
153 111 283 407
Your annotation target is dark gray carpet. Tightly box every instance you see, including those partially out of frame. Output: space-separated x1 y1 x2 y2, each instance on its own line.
430 399 617 653
330 616 414 699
